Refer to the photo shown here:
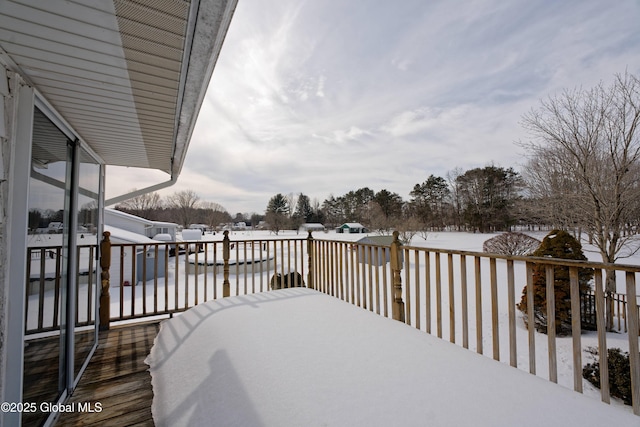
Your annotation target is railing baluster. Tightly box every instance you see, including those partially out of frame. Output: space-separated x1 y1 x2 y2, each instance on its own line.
38 248 46 330
119 246 124 319
404 247 411 325
375 247 381 314
131 245 136 317
174 244 180 311
569 267 582 392
88 246 95 323
140 244 146 315
526 262 535 375
460 254 468 349
382 251 388 317
435 252 442 338
546 264 557 383
448 253 455 343
164 244 169 311
213 243 218 298
414 249 419 328
235 242 240 295
153 245 159 313
340 243 345 301
425 251 431 334
490 258 499 361
349 242 356 304
507 259 516 368
369 246 374 312
475 256 483 355
594 269 609 403
356 246 361 307
184 244 190 309
243 242 248 295
203 242 208 301
280 240 285 290
54 248 61 328
626 272 640 415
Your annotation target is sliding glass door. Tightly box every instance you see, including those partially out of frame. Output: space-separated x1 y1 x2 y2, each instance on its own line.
23 106 101 426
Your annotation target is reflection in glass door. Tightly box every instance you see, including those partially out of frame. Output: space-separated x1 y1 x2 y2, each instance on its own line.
73 147 100 382
23 106 100 426
23 107 70 426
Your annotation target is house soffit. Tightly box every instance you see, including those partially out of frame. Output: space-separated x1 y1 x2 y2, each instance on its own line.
0 0 236 176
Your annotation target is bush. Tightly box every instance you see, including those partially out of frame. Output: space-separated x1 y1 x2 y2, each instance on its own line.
583 347 633 405
517 229 593 335
482 232 540 256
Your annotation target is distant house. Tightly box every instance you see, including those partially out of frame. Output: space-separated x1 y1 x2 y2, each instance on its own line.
356 235 402 266
105 208 178 241
299 223 325 232
337 223 367 234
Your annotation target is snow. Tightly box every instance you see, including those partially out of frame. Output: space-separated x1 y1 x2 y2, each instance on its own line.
146 288 639 426
24 229 640 423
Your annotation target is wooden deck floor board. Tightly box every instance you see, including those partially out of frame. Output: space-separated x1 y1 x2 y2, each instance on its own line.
54 321 160 426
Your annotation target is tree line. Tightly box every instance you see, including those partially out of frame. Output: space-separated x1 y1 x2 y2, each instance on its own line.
263 164 526 236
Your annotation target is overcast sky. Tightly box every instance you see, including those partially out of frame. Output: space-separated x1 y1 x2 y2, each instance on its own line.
107 0 640 215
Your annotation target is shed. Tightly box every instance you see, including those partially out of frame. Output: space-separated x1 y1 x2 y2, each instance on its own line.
356 235 403 266
106 225 167 285
337 223 367 234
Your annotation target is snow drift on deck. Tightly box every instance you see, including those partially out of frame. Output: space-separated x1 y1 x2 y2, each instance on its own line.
146 288 638 426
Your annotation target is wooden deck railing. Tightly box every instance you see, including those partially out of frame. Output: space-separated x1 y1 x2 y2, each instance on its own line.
310 232 640 415
24 231 640 415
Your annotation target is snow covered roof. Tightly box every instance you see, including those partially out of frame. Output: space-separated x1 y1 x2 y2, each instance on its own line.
105 225 163 245
105 208 178 229
300 223 325 229
340 222 365 228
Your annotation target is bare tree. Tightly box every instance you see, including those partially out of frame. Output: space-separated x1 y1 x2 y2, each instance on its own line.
166 190 200 228
201 201 230 230
521 72 640 329
482 232 540 256
115 189 162 219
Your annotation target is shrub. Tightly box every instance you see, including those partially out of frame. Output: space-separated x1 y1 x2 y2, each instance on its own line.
482 232 540 256
583 347 633 405
517 229 593 335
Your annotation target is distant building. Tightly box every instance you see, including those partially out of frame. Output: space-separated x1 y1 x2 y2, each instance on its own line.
105 208 178 241
336 223 367 234
299 223 325 232
105 226 167 284
356 235 402 266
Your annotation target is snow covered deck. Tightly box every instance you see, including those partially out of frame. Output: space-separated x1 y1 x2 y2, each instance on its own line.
146 288 638 426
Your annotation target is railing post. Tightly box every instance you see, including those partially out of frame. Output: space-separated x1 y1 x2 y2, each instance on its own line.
307 231 314 290
223 230 230 297
99 231 111 331
390 231 405 322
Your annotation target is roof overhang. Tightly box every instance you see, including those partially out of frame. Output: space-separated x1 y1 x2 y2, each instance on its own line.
0 0 237 178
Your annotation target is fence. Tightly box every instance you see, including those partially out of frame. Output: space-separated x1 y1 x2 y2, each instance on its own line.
24 231 640 415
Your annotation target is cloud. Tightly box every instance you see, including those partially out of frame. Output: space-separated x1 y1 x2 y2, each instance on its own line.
109 0 640 214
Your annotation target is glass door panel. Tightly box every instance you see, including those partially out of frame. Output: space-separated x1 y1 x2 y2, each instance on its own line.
23 107 70 426
73 148 100 380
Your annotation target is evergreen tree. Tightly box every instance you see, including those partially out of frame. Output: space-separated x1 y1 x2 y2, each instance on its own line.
517 230 593 335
